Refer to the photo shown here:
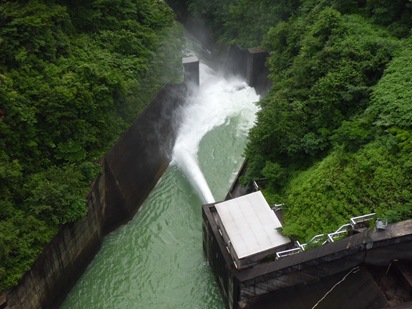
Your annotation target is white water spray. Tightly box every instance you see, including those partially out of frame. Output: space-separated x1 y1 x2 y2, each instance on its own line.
173 146 215 203
172 62 260 204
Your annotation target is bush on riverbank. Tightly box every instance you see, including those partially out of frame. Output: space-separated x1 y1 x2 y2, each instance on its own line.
0 0 184 292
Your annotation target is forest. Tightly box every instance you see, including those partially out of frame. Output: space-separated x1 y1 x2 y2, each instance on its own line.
0 0 183 292
179 0 412 240
2 0 412 295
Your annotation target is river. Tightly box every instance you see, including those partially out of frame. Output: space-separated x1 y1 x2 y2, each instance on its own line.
60 53 260 309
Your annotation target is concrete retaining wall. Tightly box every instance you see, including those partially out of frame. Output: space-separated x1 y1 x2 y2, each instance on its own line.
2 82 188 309
4 176 106 309
216 45 271 96
102 83 186 232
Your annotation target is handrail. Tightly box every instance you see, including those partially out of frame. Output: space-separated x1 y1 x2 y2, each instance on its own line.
350 213 375 228
309 234 325 243
276 213 376 260
327 230 348 243
334 223 351 234
271 203 284 211
253 181 259 191
276 247 302 259
295 241 305 251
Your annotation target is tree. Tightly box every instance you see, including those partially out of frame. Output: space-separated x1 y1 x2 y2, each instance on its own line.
0 0 182 292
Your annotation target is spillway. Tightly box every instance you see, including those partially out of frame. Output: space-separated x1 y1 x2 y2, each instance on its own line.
60 57 260 309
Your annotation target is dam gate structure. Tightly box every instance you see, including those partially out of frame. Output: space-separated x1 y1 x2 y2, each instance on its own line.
203 192 412 309
1 48 268 309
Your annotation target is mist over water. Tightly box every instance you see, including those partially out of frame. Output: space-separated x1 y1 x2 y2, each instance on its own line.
60 57 260 309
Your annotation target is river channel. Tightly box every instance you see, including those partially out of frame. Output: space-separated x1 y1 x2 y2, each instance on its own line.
60 53 260 308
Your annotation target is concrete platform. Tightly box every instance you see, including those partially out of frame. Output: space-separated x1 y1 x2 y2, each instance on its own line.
214 191 290 269
203 199 412 309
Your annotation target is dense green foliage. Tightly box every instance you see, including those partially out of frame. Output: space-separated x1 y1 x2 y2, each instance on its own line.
3 0 412 294
180 0 299 47
0 0 183 291
181 0 412 241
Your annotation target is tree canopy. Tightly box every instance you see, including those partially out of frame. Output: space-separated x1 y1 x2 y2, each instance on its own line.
180 0 412 241
0 0 183 292
3 0 412 293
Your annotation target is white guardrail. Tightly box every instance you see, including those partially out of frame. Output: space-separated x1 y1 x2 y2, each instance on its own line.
275 213 377 259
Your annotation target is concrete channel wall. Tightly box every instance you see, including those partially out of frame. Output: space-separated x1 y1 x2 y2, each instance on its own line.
3 176 106 309
1 49 269 309
2 79 189 309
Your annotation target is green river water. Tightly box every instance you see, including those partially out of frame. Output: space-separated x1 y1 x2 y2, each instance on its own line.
60 60 260 309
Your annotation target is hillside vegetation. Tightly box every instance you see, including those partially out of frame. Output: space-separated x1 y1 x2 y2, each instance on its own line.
3 0 412 294
0 0 183 292
181 0 412 240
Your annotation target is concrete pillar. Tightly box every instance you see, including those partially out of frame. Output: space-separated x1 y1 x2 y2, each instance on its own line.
246 48 268 88
183 56 200 86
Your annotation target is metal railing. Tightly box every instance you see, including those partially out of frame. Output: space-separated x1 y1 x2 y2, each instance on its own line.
276 247 303 259
300 234 327 249
252 178 267 191
326 223 352 243
350 213 376 229
253 181 259 191
275 213 376 259
308 234 326 244
327 230 347 243
271 204 284 211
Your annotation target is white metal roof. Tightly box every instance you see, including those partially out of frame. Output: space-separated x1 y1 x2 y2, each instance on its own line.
215 191 290 259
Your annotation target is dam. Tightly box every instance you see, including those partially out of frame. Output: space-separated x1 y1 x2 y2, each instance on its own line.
203 190 412 309
2 33 410 309
1 33 267 308
57 51 261 308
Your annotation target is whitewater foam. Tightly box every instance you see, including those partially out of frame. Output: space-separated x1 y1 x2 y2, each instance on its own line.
172 62 260 204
